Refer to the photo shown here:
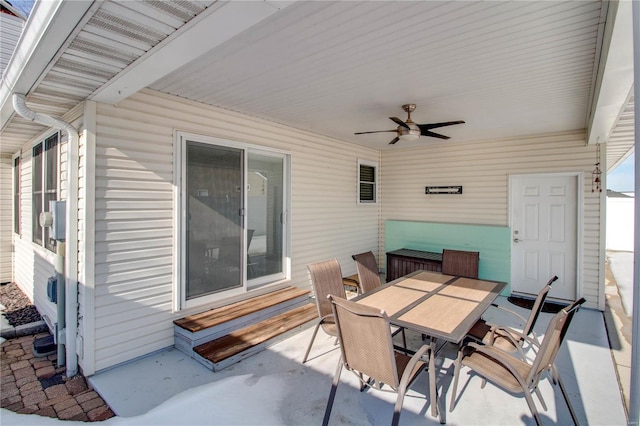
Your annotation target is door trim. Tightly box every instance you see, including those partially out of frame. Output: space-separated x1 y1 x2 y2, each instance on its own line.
508 172 583 301
173 131 292 311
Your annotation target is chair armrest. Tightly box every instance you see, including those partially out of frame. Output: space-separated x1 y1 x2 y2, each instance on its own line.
487 303 529 326
399 344 430 390
319 313 334 324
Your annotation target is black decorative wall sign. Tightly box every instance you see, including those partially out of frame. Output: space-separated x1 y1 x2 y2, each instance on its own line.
425 186 463 194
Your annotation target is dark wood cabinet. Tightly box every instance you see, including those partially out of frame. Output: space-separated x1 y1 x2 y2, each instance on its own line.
385 249 443 281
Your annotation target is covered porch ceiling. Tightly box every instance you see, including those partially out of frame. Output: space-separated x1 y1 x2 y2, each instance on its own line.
0 0 634 168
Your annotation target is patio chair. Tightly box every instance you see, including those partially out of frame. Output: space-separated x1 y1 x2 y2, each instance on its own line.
302 259 347 363
352 251 407 347
352 251 382 293
466 276 558 353
442 249 479 278
323 295 431 426
450 297 586 426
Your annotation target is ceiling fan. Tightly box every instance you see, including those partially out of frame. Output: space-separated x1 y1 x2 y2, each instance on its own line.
355 104 465 144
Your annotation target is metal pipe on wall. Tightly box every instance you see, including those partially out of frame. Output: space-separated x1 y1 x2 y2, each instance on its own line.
12 93 79 378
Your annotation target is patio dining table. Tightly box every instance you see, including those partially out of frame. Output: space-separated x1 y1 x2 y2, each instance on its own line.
352 269 506 424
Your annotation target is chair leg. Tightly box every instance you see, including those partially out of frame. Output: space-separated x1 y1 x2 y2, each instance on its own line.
556 373 580 425
534 387 547 411
302 321 322 363
523 389 542 426
391 386 407 426
449 350 463 412
322 356 343 426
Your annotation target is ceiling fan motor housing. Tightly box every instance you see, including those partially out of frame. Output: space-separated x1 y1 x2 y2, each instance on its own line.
398 123 420 141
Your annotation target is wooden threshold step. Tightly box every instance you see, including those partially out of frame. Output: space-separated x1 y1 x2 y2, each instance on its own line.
193 303 317 371
174 286 310 332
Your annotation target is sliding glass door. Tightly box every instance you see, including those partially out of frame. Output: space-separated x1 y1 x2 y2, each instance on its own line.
185 143 243 300
179 134 289 308
247 151 286 286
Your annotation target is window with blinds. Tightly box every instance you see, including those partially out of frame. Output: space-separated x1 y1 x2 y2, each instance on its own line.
358 160 377 204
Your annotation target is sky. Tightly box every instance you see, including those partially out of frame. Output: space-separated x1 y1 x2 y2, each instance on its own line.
8 0 33 17
607 152 635 193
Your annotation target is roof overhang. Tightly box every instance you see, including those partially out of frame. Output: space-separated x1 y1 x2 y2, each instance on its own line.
587 0 634 146
90 1 291 105
0 0 95 133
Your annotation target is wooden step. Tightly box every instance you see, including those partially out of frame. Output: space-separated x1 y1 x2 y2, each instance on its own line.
193 304 317 371
174 286 310 332
174 286 311 357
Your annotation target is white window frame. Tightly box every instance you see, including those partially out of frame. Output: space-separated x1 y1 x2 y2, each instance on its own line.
31 132 59 251
174 132 291 311
13 153 20 236
357 159 378 204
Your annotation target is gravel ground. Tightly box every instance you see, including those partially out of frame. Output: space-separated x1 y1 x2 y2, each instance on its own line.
0 282 43 326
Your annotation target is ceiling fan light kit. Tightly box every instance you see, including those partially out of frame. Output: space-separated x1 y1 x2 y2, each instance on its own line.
355 104 465 144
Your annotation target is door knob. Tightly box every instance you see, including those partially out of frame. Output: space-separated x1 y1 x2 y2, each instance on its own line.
513 238 520 243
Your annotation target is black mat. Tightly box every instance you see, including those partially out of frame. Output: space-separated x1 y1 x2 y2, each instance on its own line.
507 296 568 314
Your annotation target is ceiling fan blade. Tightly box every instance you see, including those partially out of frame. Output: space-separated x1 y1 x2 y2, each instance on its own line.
388 137 400 145
418 120 465 132
389 117 409 129
354 130 397 135
421 130 450 140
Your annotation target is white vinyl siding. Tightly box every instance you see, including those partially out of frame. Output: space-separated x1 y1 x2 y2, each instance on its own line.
11 108 79 333
0 156 13 283
0 12 23 79
91 89 379 372
380 131 602 309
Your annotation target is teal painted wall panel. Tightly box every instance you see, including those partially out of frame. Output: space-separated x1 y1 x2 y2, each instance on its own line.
385 220 512 292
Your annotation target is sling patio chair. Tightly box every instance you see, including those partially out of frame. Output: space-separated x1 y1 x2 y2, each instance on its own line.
322 295 431 426
466 276 558 354
352 251 382 294
302 259 347 363
450 297 586 426
352 251 407 348
441 249 480 279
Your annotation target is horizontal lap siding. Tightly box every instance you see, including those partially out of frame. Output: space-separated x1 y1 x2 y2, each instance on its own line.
93 89 379 371
381 132 602 308
12 141 57 327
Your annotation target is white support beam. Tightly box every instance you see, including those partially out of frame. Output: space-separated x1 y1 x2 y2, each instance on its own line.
587 0 634 145
629 3 639 425
90 1 292 105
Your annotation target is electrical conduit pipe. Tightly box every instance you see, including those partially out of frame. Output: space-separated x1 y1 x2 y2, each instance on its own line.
12 93 79 377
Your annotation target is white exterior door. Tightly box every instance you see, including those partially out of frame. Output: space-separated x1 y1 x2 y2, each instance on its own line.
510 174 578 300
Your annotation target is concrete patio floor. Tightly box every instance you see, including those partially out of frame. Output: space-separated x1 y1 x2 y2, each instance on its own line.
2 295 616 426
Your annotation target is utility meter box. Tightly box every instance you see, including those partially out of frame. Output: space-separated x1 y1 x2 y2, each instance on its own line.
49 201 66 241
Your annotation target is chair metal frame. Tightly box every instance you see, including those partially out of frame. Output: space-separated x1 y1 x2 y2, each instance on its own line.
302 259 347 363
467 276 558 353
352 251 382 294
352 251 407 348
323 295 431 426
450 297 586 426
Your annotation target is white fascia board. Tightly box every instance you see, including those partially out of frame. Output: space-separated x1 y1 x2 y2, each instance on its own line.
0 0 95 131
90 1 292 105
587 0 634 146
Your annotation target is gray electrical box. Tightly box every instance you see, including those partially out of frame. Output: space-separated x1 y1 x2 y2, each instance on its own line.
49 201 66 241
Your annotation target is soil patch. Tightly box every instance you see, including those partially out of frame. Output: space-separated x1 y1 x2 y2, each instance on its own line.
0 282 43 326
